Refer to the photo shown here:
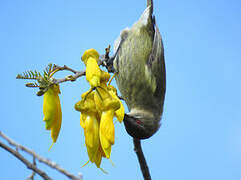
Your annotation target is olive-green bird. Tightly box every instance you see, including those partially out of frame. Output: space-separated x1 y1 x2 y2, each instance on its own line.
112 0 166 139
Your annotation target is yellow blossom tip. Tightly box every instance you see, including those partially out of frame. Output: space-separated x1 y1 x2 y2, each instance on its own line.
82 49 100 64
85 57 101 88
115 102 124 123
107 89 125 123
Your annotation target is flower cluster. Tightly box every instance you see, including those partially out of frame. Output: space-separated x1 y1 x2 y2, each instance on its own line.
43 84 62 148
75 49 124 168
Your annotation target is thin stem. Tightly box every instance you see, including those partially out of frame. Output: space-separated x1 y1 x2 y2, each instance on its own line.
108 73 117 86
49 69 60 78
27 157 37 180
0 141 52 180
0 131 82 180
54 71 86 84
50 65 85 83
133 139 151 180
53 65 78 74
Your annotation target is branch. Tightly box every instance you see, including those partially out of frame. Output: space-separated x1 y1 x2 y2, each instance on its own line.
0 131 82 180
54 71 85 84
26 157 37 180
0 141 52 180
133 139 151 180
53 65 79 74
52 65 86 84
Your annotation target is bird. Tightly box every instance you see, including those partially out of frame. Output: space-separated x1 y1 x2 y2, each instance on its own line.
112 0 166 139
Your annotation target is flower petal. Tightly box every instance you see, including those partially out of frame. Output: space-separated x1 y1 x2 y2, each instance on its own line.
80 114 86 129
50 91 62 143
84 115 100 162
108 90 124 123
86 57 101 88
43 84 62 145
99 111 115 158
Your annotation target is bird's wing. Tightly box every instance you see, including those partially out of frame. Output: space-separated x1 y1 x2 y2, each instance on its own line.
147 24 166 98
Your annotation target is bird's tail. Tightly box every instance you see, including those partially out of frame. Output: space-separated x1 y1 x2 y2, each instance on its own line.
147 0 153 14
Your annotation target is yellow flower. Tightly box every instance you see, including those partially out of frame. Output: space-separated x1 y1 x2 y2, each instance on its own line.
75 92 100 162
92 75 123 159
99 97 120 158
75 49 126 168
82 49 101 88
84 114 100 162
75 91 98 129
43 84 62 145
92 144 106 168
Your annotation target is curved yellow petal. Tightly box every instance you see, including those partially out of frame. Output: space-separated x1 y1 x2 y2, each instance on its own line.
50 91 62 143
114 102 124 123
99 111 115 158
43 84 62 145
82 49 101 88
93 145 102 168
99 131 111 159
43 89 56 130
80 114 86 129
86 57 101 88
82 49 99 65
84 115 100 162
108 90 124 123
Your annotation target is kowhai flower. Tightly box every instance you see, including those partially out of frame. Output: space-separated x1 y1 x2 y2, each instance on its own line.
75 92 104 167
99 96 120 158
43 84 62 146
82 49 101 88
75 48 125 168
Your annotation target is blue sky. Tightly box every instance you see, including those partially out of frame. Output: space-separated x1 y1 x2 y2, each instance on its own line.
1 0 241 179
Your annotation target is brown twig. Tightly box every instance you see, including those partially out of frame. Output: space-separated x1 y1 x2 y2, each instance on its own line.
51 64 86 84
0 141 52 180
26 157 36 180
133 139 151 180
53 65 78 74
98 45 111 67
54 71 86 84
104 45 111 60
0 131 82 180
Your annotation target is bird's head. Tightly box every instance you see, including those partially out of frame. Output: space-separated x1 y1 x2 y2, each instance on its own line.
123 109 160 139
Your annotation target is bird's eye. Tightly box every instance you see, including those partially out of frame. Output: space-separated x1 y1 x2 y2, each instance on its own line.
136 119 142 125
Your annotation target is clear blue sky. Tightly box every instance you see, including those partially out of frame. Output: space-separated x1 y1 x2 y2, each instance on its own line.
1 0 241 179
